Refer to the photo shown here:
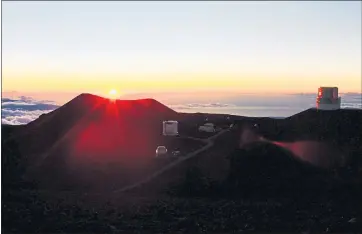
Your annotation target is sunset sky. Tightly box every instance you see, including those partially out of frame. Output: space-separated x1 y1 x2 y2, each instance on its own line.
2 1 361 100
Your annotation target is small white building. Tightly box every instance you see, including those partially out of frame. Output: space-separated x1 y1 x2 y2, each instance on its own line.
198 123 216 133
162 120 179 136
155 146 168 158
316 87 341 110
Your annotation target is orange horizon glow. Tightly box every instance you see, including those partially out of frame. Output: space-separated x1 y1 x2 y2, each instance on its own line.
3 72 362 95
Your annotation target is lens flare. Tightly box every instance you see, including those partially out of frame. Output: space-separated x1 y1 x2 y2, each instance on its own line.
108 89 118 100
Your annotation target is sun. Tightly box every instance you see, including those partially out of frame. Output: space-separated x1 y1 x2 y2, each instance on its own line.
108 89 118 99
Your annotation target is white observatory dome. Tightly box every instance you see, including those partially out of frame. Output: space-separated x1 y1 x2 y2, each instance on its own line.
155 146 168 158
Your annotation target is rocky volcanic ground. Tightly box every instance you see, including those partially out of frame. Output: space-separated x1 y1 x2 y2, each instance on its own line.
3 188 361 233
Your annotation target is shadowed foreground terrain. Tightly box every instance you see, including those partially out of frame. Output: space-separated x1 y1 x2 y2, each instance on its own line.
2 95 362 233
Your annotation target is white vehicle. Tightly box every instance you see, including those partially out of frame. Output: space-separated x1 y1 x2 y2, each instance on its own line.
155 146 168 158
171 151 181 157
198 123 216 133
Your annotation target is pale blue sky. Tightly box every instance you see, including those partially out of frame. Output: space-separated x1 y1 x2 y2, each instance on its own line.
2 1 361 95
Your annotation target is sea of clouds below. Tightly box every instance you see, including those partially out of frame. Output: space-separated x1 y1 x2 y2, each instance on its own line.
1 96 59 125
1 93 361 125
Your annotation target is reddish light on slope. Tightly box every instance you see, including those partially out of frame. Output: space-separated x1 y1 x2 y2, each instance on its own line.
271 141 288 148
68 99 164 165
238 124 344 168
269 140 344 168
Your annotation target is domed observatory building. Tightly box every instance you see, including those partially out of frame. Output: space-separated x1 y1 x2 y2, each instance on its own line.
155 146 168 158
316 87 341 110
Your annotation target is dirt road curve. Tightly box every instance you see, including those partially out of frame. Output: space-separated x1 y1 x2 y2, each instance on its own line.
113 129 230 193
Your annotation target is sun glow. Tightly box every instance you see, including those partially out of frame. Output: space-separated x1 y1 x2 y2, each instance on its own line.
108 89 118 99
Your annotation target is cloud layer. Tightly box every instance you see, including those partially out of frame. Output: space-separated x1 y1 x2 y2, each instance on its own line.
1 93 360 125
170 93 362 117
2 96 59 125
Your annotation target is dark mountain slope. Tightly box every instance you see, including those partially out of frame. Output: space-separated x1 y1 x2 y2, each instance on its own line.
14 94 177 158
11 94 105 162
282 108 362 144
5 94 180 190
234 108 362 144
2 125 30 188
282 109 362 172
226 142 335 198
234 108 362 168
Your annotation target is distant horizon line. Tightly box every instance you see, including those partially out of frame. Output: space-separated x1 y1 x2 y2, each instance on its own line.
2 90 361 106
3 90 362 95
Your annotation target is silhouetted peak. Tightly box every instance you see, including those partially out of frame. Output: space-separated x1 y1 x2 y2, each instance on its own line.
132 98 168 107
136 98 157 102
69 93 107 105
77 93 97 98
70 94 166 108
289 108 362 119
